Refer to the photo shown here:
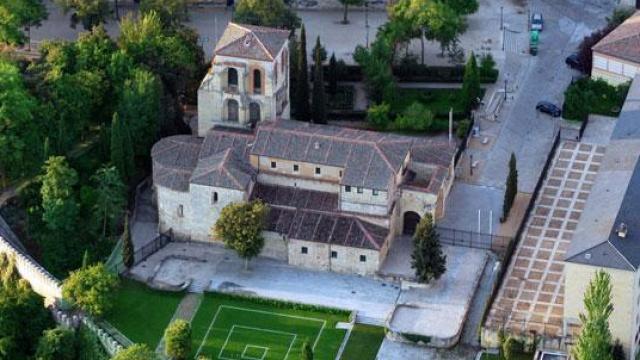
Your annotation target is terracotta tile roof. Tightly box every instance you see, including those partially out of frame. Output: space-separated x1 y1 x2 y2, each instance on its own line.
214 23 290 61
251 183 338 212
151 135 203 191
593 11 640 64
190 148 256 191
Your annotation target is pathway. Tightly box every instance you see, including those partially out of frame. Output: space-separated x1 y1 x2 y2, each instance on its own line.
155 293 203 355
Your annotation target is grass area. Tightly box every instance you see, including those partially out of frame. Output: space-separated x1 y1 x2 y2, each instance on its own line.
341 324 385 360
105 278 184 349
481 352 534 360
391 88 467 118
190 293 350 360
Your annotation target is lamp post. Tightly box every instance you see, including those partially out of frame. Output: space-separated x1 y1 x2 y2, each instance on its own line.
365 1 370 48
504 79 508 101
500 6 504 30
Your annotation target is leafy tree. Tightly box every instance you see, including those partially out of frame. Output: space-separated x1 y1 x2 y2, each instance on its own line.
311 37 327 125
122 214 135 268
501 153 517 222
411 213 446 283
35 327 77 360
75 25 117 73
76 325 109 360
233 0 300 30
302 341 313 360
338 0 364 24
479 53 497 80
62 263 119 318
164 319 191 360
213 200 269 270
54 0 111 30
367 102 391 130
393 102 434 132
572 270 614 360
0 58 42 184
117 68 162 157
442 0 478 15
112 344 158 360
294 25 310 120
606 6 635 28
0 0 47 45
140 0 188 25
92 165 127 238
328 53 338 96
40 156 79 232
353 34 395 105
110 113 135 183
460 52 480 112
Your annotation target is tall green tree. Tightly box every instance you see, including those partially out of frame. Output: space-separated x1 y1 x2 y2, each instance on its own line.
312 37 327 125
140 0 188 26
122 214 134 268
460 52 480 112
338 0 364 24
328 53 338 96
54 0 111 30
411 213 446 283
353 35 395 105
213 200 269 270
110 113 135 183
233 0 300 30
302 341 314 360
35 327 77 360
572 270 614 360
92 165 127 238
502 153 517 222
40 156 79 232
164 319 191 360
294 25 310 120
112 344 158 360
0 0 48 46
62 263 119 318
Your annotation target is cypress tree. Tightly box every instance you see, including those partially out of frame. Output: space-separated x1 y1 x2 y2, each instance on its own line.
411 214 446 283
461 52 481 112
502 153 518 222
122 213 134 268
295 25 310 121
110 113 134 183
312 37 327 124
328 53 338 97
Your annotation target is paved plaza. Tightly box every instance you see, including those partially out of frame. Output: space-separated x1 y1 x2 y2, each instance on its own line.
485 141 606 337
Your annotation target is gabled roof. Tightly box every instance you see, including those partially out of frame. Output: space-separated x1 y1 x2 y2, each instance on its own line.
214 23 290 61
592 11 640 64
151 135 203 192
251 120 415 190
190 149 256 190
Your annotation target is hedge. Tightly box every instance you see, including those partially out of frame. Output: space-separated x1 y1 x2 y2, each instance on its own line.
209 291 352 316
315 64 498 84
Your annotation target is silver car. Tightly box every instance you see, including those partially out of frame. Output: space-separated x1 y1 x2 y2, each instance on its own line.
531 13 543 31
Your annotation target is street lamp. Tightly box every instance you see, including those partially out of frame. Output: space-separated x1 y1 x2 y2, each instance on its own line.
504 79 508 101
500 6 504 30
365 1 370 48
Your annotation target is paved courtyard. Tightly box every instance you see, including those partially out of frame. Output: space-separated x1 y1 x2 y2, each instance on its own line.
485 141 606 337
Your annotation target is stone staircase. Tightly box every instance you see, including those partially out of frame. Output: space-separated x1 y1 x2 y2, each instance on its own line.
355 314 386 327
188 278 210 293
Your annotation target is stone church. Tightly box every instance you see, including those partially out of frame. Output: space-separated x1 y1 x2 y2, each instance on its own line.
151 23 458 275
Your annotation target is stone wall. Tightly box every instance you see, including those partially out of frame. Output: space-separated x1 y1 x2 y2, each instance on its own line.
287 238 380 275
190 184 247 242
157 186 192 240
261 231 289 261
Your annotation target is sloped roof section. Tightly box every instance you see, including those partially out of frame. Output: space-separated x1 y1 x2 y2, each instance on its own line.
214 23 289 61
151 135 203 192
593 11 640 64
190 148 256 190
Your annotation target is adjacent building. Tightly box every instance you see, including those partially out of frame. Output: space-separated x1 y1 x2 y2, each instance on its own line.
151 23 457 276
592 11 640 85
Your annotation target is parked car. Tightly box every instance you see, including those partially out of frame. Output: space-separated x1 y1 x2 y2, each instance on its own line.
536 101 562 117
531 13 544 31
565 54 583 71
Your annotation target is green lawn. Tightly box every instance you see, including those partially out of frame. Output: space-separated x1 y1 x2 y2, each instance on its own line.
190 293 350 360
341 324 385 360
105 278 184 349
391 88 467 117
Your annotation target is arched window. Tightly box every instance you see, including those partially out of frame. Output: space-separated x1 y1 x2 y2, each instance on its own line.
249 103 260 126
253 69 262 94
228 68 238 88
227 99 239 122
212 192 218 204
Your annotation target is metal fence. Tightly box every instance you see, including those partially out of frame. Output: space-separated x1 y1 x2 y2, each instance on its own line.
436 226 512 257
111 232 171 274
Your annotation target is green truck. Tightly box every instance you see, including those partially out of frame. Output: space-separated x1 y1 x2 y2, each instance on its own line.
530 30 539 55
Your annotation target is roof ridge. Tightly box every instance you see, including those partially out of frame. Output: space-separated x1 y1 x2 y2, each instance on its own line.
374 145 397 172
355 219 380 250
607 239 637 270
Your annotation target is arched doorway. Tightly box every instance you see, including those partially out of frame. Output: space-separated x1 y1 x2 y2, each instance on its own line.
249 102 260 127
227 68 238 89
253 69 262 94
227 99 239 122
403 211 421 235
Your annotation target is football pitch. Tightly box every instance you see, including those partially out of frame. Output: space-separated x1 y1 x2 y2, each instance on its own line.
191 294 350 360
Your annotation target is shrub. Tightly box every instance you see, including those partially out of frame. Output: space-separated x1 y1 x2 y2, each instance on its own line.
62 263 119 318
563 78 630 121
164 319 191 360
456 119 471 139
367 102 391 130
503 336 523 360
393 102 435 132
479 53 498 81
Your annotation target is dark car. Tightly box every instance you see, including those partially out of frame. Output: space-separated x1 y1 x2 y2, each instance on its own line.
536 101 562 117
565 54 583 71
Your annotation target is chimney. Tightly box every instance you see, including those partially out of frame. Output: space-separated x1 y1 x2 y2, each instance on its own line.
617 222 628 239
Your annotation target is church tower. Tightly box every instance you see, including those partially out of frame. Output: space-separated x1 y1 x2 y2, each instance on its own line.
197 23 291 137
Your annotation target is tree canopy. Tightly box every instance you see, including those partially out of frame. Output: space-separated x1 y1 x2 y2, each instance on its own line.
411 213 446 283
233 0 300 30
0 0 47 45
54 0 111 30
164 319 191 360
112 344 159 360
62 262 119 318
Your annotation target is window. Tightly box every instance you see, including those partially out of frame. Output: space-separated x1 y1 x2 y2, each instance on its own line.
331 251 337 258
345 186 351 192
227 99 239 122
177 205 184 217
227 68 238 87
293 164 299 172
357 187 363 194
360 255 366 262
253 69 262 94
271 161 277 169
301 247 308 254
372 189 379 196
339 170 343 177
212 192 218 204
315 167 321 175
